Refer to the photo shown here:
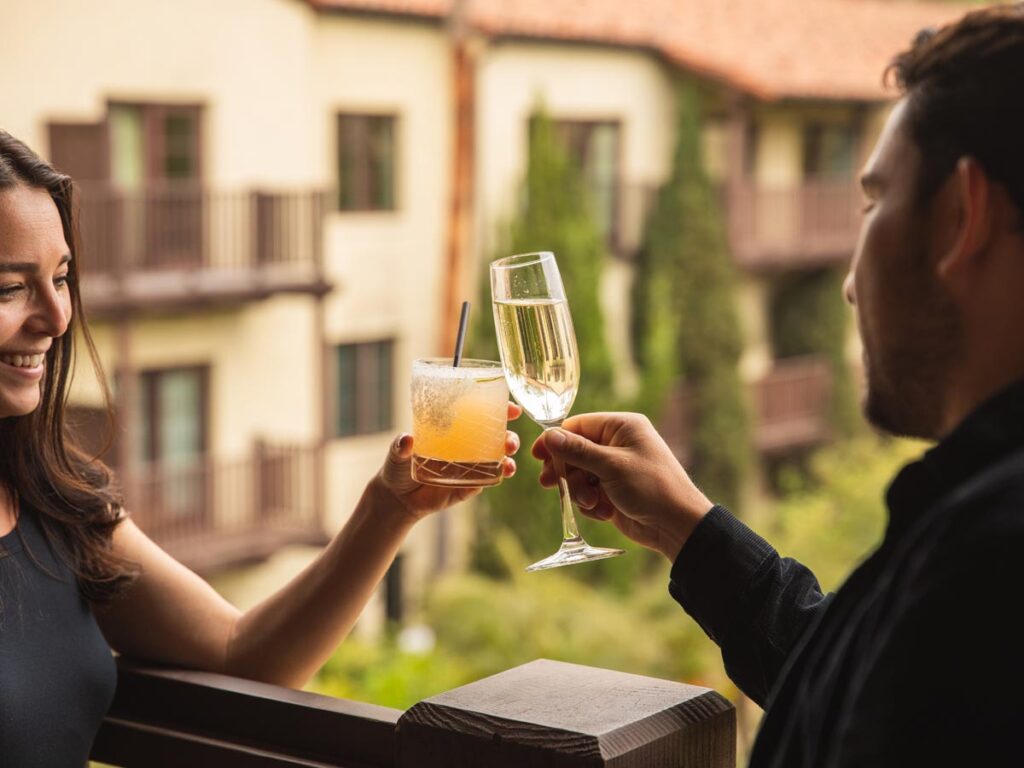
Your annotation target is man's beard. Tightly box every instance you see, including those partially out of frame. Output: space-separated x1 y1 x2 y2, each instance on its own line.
862 279 961 440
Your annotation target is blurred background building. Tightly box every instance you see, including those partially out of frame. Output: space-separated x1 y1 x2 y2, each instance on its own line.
2 0 963 635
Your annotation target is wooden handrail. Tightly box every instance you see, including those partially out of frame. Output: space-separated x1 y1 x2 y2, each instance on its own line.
92 658 736 767
92 659 399 767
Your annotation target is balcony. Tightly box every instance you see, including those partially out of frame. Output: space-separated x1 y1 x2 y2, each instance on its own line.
726 180 860 270
75 182 331 315
91 657 736 767
125 442 328 575
615 180 859 269
753 356 833 453
659 356 834 461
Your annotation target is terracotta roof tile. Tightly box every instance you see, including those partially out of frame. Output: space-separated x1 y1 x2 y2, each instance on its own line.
310 0 972 100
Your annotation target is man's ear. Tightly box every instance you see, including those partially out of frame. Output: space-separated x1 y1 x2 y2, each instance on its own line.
936 156 993 280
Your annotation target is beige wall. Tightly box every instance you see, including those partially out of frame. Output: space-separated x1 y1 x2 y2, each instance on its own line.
3 0 319 185
476 41 675 258
79 298 320 458
313 17 455 600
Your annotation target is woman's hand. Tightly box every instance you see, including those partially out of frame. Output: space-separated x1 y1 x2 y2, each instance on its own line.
374 402 523 521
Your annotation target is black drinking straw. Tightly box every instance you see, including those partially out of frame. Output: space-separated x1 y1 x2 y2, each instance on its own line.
453 301 470 367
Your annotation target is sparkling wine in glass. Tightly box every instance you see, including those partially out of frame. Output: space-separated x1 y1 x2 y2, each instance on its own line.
490 251 624 571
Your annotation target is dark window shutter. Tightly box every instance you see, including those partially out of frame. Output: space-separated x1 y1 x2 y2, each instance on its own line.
47 121 110 183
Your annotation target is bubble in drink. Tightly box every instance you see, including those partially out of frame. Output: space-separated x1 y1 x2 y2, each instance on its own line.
492 298 579 426
411 359 509 487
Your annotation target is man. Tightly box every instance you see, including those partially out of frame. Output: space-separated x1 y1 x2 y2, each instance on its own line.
533 5 1024 765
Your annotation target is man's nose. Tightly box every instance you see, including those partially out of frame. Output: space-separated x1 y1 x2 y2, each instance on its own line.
842 270 856 305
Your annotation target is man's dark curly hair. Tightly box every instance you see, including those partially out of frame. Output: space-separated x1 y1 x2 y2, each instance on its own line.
887 3 1024 222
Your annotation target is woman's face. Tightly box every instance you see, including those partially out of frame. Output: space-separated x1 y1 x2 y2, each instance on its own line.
0 184 72 419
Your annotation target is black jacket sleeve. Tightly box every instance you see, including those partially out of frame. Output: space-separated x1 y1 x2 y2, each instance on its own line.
668 505 833 706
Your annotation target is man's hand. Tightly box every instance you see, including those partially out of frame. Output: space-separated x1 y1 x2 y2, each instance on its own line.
374 402 522 522
532 412 713 561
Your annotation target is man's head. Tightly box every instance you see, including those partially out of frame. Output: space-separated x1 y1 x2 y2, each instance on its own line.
847 4 1024 440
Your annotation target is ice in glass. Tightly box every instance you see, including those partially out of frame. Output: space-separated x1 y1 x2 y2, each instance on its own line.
410 358 509 487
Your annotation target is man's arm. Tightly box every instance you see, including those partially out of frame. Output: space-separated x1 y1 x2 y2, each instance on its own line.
670 505 832 706
533 413 831 706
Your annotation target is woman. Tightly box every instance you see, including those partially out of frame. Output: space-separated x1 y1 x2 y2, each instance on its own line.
0 129 520 765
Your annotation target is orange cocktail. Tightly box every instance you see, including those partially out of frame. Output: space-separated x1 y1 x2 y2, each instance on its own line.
410 358 509 486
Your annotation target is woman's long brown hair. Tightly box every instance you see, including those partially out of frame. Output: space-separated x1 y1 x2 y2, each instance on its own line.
0 129 137 603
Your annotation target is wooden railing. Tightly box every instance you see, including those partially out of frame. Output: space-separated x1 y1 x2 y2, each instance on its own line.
614 179 859 268
659 356 834 460
127 442 327 575
91 658 736 767
75 182 329 313
727 179 860 269
754 356 833 452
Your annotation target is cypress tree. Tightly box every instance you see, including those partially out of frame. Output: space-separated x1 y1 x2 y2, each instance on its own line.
634 84 752 511
470 108 621 575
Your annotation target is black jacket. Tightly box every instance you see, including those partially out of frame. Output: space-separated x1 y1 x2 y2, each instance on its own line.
669 381 1024 766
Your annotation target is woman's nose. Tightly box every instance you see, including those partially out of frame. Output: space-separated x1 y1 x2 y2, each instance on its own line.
27 282 71 338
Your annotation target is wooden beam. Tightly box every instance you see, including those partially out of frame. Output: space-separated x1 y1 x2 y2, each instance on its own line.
396 659 736 767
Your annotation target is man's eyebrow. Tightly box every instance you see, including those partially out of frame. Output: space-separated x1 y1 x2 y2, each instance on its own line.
0 254 72 273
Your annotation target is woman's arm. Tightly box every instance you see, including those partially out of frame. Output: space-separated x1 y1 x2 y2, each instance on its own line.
95 408 520 688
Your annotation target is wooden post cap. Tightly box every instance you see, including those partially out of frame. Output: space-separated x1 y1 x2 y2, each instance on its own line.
396 658 735 767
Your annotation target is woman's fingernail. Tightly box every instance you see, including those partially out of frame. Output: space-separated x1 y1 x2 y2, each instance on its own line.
547 430 566 449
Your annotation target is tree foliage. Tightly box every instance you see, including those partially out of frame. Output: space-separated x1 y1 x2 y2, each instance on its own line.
769 436 923 590
312 532 728 710
633 84 752 510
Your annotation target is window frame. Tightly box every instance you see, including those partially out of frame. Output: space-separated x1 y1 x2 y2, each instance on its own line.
335 112 399 213
333 339 395 438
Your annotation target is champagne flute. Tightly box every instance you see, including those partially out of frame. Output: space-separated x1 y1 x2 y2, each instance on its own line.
490 251 625 571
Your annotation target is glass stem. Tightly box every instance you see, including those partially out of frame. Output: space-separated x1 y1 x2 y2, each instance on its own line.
557 476 582 542
544 425 582 543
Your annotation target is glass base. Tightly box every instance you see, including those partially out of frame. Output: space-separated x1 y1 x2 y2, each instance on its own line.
411 455 503 487
525 537 625 572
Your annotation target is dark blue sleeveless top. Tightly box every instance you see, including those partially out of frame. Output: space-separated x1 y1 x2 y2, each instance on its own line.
0 510 116 766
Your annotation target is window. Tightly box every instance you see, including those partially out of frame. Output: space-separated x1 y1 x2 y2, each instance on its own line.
108 102 204 267
803 122 857 180
551 120 621 250
337 114 396 211
335 340 394 437
137 366 208 526
138 367 207 465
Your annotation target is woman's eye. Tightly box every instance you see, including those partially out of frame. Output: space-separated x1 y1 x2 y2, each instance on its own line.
54 274 71 289
860 200 876 215
0 284 24 298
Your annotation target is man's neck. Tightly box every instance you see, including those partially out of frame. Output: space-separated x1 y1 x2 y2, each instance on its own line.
939 364 1024 439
